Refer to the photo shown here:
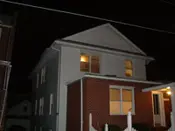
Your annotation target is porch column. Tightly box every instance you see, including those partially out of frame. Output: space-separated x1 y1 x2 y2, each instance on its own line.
171 86 175 131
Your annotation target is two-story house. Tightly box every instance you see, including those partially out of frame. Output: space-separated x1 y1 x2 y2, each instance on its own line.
30 23 175 131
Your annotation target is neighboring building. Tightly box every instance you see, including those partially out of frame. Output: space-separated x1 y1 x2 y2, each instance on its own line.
30 23 174 131
5 100 31 131
0 13 17 131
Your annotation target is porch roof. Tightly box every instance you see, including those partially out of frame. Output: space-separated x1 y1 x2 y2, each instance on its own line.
142 82 175 92
66 73 163 86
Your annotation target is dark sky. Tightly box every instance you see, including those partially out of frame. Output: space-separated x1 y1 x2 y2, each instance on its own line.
1 0 175 94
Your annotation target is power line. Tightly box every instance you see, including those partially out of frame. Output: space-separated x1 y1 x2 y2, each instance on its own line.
1 0 175 35
160 0 175 6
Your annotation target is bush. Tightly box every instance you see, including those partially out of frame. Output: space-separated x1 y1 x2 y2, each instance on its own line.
102 124 122 131
132 123 151 131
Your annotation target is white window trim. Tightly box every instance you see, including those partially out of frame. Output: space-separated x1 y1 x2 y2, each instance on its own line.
35 100 37 115
40 66 46 84
40 127 42 131
36 74 39 88
49 93 53 115
80 53 100 74
39 98 42 115
41 97 44 115
109 85 135 115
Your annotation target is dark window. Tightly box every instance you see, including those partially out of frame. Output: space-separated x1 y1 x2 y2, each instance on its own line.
23 104 28 112
153 94 160 115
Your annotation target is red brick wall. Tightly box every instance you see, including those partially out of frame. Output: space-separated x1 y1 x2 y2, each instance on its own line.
67 81 81 131
83 78 154 131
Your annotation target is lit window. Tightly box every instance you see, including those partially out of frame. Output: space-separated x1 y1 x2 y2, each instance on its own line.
125 60 133 77
80 54 100 73
109 86 135 115
49 94 53 115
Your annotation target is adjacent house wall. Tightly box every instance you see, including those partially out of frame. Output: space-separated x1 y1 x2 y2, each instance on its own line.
5 101 31 131
32 49 59 131
58 45 147 131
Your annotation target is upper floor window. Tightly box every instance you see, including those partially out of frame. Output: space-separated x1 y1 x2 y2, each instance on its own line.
36 74 39 88
39 97 44 115
109 85 135 115
80 54 100 73
125 60 133 77
41 66 46 84
49 93 53 115
35 100 37 115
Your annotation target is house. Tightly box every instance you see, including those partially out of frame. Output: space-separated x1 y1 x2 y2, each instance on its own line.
30 23 174 131
0 13 17 131
5 100 31 131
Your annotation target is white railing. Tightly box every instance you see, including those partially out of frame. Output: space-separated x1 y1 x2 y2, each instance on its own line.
104 112 137 131
89 113 97 131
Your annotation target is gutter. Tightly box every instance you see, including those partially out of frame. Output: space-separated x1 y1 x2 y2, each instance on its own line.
80 79 83 131
84 74 162 85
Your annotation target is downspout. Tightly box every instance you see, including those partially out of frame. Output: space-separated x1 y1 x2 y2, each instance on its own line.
80 78 83 131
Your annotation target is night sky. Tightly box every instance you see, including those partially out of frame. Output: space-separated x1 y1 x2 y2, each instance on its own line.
1 0 175 95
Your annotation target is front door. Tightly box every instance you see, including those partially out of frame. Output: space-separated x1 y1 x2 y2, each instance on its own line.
152 91 166 127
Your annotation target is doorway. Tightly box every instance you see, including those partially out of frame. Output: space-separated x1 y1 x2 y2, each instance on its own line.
152 91 166 127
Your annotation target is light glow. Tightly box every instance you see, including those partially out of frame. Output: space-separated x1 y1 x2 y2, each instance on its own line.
80 55 89 62
167 87 170 89
167 91 171 95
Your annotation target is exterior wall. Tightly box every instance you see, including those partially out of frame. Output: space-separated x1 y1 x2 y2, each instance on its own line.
163 93 171 128
67 81 81 131
64 24 143 54
32 50 59 131
58 46 147 131
83 78 153 131
7 101 31 116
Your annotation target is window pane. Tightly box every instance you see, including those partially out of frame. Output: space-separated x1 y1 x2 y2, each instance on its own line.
125 69 132 77
153 94 160 115
122 102 132 114
80 55 89 72
91 56 100 73
110 88 120 101
125 60 132 69
110 101 120 114
122 89 132 101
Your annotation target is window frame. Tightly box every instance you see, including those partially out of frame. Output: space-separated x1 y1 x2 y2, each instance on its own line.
41 97 44 115
41 66 46 84
49 93 53 115
124 60 133 77
80 53 100 74
35 100 37 115
36 73 39 88
109 85 135 115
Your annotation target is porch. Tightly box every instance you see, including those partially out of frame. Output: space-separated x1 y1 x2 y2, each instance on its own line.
142 82 175 131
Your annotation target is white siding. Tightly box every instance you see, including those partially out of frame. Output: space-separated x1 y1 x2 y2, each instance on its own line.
64 24 144 54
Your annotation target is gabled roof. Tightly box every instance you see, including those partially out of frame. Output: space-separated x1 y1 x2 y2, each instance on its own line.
64 23 146 56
